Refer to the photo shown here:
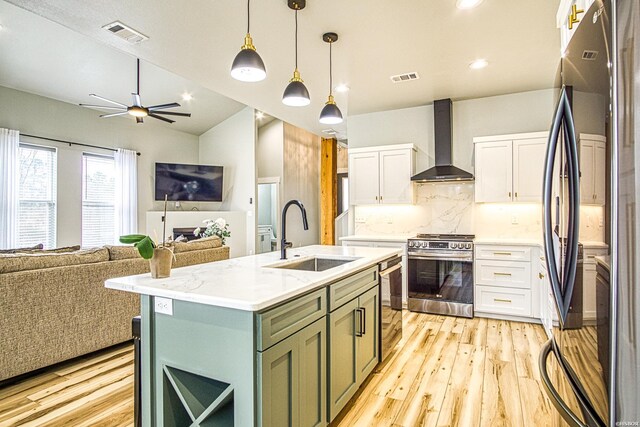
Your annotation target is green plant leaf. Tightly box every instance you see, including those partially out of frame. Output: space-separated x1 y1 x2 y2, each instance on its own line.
119 234 148 244
133 236 155 259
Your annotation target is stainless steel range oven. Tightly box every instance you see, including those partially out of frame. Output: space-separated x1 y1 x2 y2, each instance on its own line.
407 234 474 318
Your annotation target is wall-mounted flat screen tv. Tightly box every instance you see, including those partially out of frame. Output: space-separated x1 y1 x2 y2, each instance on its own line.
155 163 223 202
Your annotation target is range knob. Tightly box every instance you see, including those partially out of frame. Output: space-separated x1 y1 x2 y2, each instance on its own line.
451 242 458 249
466 243 472 249
408 241 415 248
421 242 428 248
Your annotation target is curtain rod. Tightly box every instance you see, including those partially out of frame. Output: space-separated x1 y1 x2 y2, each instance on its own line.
21 133 141 156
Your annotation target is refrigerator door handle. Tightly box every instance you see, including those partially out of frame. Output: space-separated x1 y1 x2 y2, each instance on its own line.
543 86 580 326
539 339 585 427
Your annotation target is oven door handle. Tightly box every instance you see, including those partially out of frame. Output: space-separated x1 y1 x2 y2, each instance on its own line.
408 254 473 261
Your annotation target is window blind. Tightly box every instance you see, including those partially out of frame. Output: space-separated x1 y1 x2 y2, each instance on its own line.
17 144 57 249
82 153 116 248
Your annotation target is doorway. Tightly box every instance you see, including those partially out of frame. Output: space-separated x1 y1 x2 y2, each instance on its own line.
257 178 279 254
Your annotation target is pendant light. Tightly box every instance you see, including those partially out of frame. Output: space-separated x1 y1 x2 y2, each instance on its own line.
231 0 266 82
282 0 310 106
319 32 343 124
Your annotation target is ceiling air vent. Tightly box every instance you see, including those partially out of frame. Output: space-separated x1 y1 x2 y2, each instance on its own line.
582 50 599 60
390 72 420 83
102 21 148 44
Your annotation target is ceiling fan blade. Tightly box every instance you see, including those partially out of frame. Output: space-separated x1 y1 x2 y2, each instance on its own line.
132 93 142 107
148 102 180 110
153 111 192 117
136 117 144 124
149 113 175 124
79 104 126 111
100 112 129 118
89 94 128 108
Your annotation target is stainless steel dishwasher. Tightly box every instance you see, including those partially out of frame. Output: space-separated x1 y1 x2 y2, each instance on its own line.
379 256 403 361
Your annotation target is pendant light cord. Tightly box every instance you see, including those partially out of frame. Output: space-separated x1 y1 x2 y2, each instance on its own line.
295 10 298 69
329 42 333 96
247 0 251 34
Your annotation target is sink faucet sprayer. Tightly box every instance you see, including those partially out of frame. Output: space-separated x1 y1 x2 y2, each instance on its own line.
281 200 309 260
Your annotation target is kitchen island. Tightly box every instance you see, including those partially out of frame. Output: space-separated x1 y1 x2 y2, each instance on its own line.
106 245 401 427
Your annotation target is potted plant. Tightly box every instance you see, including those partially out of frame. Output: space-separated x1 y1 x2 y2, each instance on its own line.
194 218 231 244
120 194 174 279
119 234 174 278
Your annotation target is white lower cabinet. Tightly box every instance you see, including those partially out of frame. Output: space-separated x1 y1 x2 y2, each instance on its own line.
476 286 532 317
474 243 538 320
582 245 609 321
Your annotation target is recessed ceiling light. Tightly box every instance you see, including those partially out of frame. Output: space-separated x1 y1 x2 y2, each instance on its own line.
469 59 488 70
335 84 350 93
456 0 484 9
256 111 265 120
181 93 193 101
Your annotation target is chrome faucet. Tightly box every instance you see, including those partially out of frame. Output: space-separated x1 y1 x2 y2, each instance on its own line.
281 200 309 260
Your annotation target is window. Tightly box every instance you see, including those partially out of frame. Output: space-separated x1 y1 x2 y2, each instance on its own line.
18 144 57 249
82 153 116 247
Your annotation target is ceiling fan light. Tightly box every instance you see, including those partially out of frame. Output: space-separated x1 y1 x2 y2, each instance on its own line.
319 96 343 124
128 106 148 117
282 73 310 106
231 34 266 82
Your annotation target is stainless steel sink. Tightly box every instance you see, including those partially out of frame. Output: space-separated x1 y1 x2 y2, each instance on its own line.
266 256 360 272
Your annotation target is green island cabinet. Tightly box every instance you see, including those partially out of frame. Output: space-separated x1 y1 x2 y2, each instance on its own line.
140 264 381 427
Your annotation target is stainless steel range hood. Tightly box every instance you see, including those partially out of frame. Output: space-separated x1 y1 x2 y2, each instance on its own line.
411 98 474 182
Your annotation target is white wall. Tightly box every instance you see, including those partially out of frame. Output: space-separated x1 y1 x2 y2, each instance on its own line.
0 85 200 247
257 120 284 179
348 89 558 172
199 107 257 255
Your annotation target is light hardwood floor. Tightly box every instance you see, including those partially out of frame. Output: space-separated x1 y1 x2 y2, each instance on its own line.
0 312 561 426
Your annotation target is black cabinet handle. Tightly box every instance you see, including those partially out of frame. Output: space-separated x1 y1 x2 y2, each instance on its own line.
355 309 363 337
361 307 366 335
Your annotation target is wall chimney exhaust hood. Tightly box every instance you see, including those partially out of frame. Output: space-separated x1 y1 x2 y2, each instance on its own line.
411 98 474 182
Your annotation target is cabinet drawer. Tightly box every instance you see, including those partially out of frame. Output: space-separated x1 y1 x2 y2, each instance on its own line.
329 266 378 312
475 259 531 289
475 286 532 317
256 288 326 351
475 245 532 262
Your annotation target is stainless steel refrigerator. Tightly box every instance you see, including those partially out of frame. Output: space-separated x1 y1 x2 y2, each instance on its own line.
539 0 639 425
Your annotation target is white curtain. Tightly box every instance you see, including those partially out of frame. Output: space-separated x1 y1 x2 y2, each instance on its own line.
114 148 138 241
0 128 20 249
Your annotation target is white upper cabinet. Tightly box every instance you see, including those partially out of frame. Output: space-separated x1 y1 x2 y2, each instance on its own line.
349 151 380 205
475 140 513 203
349 144 416 206
474 132 548 203
579 134 606 205
513 138 548 202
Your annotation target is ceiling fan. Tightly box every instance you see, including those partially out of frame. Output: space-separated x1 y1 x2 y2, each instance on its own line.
79 58 191 124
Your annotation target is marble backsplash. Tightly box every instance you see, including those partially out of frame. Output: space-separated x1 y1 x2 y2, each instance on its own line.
353 184 605 242
354 183 474 236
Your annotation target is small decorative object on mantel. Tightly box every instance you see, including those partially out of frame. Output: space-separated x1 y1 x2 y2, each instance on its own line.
194 218 231 245
120 195 174 278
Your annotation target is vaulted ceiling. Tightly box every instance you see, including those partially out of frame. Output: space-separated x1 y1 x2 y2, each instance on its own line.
1 0 560 137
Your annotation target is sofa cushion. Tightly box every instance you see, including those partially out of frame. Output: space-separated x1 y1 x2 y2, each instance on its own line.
106 245 142 261
0 243 44 254
0 248 109 273
173 236 222 253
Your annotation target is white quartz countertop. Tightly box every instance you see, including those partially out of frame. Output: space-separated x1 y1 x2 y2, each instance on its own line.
105 245 401 312
339 234 411 243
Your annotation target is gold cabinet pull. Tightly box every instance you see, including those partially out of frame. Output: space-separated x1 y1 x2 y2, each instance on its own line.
494 298 512 303
493 252 512 256
515 192 518 198
493 272 512 276
375 196 378 201
539 272 544 279
508 192 511 198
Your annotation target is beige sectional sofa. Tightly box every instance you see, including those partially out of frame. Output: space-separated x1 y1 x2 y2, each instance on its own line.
0 237 229 382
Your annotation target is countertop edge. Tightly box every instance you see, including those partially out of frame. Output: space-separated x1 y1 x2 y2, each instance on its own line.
105 246 402 312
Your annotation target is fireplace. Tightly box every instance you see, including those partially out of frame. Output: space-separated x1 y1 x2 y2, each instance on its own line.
173 227 200 241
